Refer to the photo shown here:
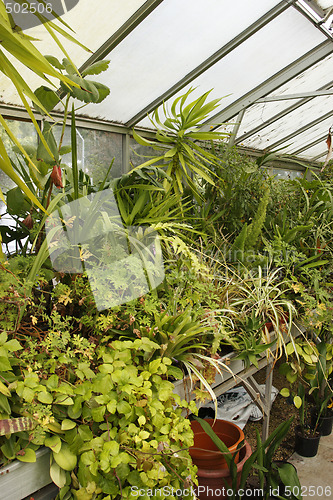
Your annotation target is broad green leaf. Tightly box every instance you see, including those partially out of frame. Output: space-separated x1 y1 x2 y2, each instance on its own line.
37 391 53 404
294 396 303 409
82 60 110 76
44 55 65 70
37 121 59 164
50 461 67 488
280 388 290 397
0 356 11 371
7 187 31 216
61 419 76 431
0 381 10 397
59 145 72 156
278 463 302 499
45 435 62 453
46 374 59 390
91 81 110 103
53 442 77 471
16 448 36 463
60 75 100 103
286 342 295 355
5 339 22 352
34 86 60 113
167 365 183 380
0 393 11 414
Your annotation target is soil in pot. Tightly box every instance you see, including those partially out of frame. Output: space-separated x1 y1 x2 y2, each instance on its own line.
190 419 245 470
194 440 252 500
294 425 321 457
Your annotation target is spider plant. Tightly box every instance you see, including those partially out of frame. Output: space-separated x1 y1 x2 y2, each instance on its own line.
225 266 297 361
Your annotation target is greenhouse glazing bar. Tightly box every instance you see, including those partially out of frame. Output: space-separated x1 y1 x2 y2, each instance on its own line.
228 109 246 148
235 80 333 145
257 90 333 101
202 40 333 131
125 0 293 127
78 0 164 74
266 108 333 150
293 133 327 154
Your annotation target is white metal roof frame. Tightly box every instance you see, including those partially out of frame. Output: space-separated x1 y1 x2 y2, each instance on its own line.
1 0 333 167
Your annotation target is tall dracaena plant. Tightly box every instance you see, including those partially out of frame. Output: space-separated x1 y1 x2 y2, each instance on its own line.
132 88 228 203
0 0 90 257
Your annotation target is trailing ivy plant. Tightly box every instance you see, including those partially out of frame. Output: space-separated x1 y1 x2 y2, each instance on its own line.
0 318 199 499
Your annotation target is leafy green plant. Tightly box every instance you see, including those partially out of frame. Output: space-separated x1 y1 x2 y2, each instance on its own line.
195 416 301 500
280 339 333 430
0 0 89 213
225 266 296 361
0 318 199 499
232 313 275 369
132 88 228 201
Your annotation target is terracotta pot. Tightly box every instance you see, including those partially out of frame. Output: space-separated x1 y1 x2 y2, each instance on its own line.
193 440 252 500
190 419 245 470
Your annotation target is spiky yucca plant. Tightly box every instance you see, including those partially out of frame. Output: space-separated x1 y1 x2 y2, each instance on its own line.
132 88 228 201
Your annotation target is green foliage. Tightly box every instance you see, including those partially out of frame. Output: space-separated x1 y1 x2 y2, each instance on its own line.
133 88 228 200
232 313 275 369
0 326 198 499
280 339 333 432
195 417 300 500
245 186 270 251
201 143 269 236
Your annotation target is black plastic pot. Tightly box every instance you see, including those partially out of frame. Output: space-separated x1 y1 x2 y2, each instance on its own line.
311 409 333 436
294 425 321 457
319 413 333 436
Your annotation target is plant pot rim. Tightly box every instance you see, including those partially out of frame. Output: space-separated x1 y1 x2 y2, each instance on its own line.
190 419 245 456
295 424 321 439
196 440 252 478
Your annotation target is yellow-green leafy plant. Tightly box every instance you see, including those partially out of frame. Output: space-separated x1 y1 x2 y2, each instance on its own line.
0 312 199 499
0 1 89 208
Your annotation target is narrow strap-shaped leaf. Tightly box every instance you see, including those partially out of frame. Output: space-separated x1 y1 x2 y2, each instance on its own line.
193 417 233 468
71 105 79 200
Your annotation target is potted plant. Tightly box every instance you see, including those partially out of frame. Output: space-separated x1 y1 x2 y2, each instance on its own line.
308 341 333 436
194 417 301 500
191 417 251 500
189 418 245 471
280 363 321 457
249 418 302 500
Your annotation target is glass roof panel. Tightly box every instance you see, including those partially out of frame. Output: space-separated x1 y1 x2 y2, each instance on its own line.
234 53 333 139
266 115 333 156
0 0 147 106
300 142 327 159
239 95 333 150
82 0 282 123
137 7 325 129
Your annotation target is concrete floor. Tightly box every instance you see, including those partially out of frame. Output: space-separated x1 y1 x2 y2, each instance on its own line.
289 432 333 499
